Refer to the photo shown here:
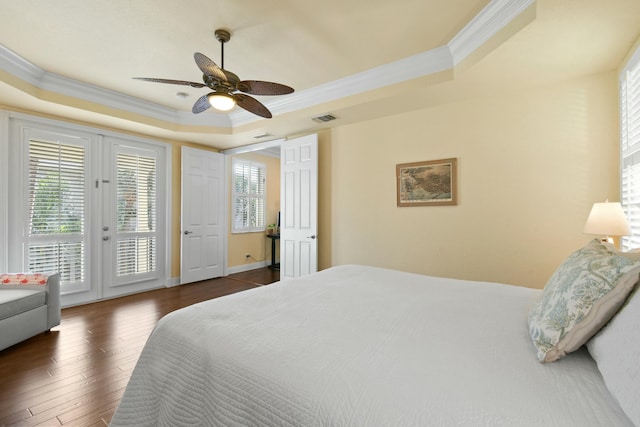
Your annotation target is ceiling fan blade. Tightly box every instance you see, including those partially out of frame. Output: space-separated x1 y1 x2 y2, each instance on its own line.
133 77 206 88
194 52 227 82
192 94 212 114
233 93 272 118
237 80 294 96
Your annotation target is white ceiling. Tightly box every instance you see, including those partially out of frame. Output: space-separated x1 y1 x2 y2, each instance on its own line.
0 0 639 150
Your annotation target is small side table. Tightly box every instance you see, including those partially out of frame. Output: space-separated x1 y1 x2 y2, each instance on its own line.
266 234 280 270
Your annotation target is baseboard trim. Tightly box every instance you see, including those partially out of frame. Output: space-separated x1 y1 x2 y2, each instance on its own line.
227 261 268 275
170 261 269 284
167 277 181 288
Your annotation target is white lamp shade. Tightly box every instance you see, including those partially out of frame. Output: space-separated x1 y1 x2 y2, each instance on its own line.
583 202 631 236
207 93 236 111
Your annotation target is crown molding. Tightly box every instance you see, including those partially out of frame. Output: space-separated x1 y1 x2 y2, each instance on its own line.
0 44 232 128
40 71 179 121
0 0 535 130
0 45 45 86
229 45 454 127
449 0 535 65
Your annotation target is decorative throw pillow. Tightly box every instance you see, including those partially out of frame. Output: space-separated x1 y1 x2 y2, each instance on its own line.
528 239 640 362
587 285 640 426
0 273 49 285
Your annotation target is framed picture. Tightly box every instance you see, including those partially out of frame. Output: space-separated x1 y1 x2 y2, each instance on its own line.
396 158 457 207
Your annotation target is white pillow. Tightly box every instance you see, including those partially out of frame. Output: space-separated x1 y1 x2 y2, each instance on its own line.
587 285 640 425
528 239 640 362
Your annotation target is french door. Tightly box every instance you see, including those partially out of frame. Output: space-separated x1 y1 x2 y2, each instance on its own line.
101 137 167 299
9 117 168 306
13 126 96 302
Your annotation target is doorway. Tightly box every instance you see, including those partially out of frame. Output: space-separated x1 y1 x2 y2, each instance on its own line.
223 134 318 278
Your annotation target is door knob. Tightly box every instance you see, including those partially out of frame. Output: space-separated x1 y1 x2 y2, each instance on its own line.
307 235 316 239
102 236 110 241
184 230 193 235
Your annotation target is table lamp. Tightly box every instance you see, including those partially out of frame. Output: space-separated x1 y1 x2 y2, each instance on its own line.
583 201 631 245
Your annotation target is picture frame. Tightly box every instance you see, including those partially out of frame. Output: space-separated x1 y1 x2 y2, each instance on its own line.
396 158 457 207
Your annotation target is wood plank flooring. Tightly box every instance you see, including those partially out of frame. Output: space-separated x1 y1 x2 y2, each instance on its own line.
0 268 279 426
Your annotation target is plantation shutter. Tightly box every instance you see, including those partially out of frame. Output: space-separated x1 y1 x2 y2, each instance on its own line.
115 152 157 279
621 49 640 250
232 159 266 232
27 139 86 289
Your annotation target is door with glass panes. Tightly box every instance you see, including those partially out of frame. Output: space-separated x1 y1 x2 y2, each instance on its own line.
11 120 167 306
101 136 167 300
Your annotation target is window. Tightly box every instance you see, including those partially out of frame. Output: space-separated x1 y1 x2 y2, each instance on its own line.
232 158 266 232
116 151 157 277
27 138 87 288
621 47 640 250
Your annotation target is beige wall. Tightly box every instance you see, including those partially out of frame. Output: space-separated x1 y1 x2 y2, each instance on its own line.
227 152 281 268
318 71 619 288
3 70 620 288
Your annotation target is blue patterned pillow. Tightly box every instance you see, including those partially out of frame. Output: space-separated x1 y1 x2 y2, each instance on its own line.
528 239 640 362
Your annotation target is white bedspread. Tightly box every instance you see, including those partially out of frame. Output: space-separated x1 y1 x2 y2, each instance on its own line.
111 265 632 426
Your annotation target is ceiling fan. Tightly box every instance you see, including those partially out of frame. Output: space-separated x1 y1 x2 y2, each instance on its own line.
133 29 294 119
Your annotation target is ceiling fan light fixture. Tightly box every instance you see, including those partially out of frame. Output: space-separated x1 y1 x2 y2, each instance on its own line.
208 93 236 111
134 28 292 118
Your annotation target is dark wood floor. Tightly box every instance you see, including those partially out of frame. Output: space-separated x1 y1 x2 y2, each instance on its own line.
0 268 279 426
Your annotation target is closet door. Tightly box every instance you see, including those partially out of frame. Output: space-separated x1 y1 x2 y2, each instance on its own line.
180 147 225 284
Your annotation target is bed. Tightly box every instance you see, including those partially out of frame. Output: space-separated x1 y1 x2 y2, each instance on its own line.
111 241 640 426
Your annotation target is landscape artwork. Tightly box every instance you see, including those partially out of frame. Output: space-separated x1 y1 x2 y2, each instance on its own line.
396 158 457 207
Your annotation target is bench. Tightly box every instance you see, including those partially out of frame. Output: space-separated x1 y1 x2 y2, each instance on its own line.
0 273 61 351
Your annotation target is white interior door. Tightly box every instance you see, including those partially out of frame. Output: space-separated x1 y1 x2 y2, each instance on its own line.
181 147 225 284
280 134 318 278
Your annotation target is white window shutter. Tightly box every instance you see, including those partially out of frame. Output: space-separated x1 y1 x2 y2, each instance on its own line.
115 152 157 277
232 159 266 233
621 50 640 250
27 140 86 284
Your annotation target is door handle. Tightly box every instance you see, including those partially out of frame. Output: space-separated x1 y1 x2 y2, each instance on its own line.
184 230 193 235
307 235 316 239
102 236 110 241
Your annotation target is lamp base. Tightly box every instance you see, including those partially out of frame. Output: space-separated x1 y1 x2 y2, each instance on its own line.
601 236 614 245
